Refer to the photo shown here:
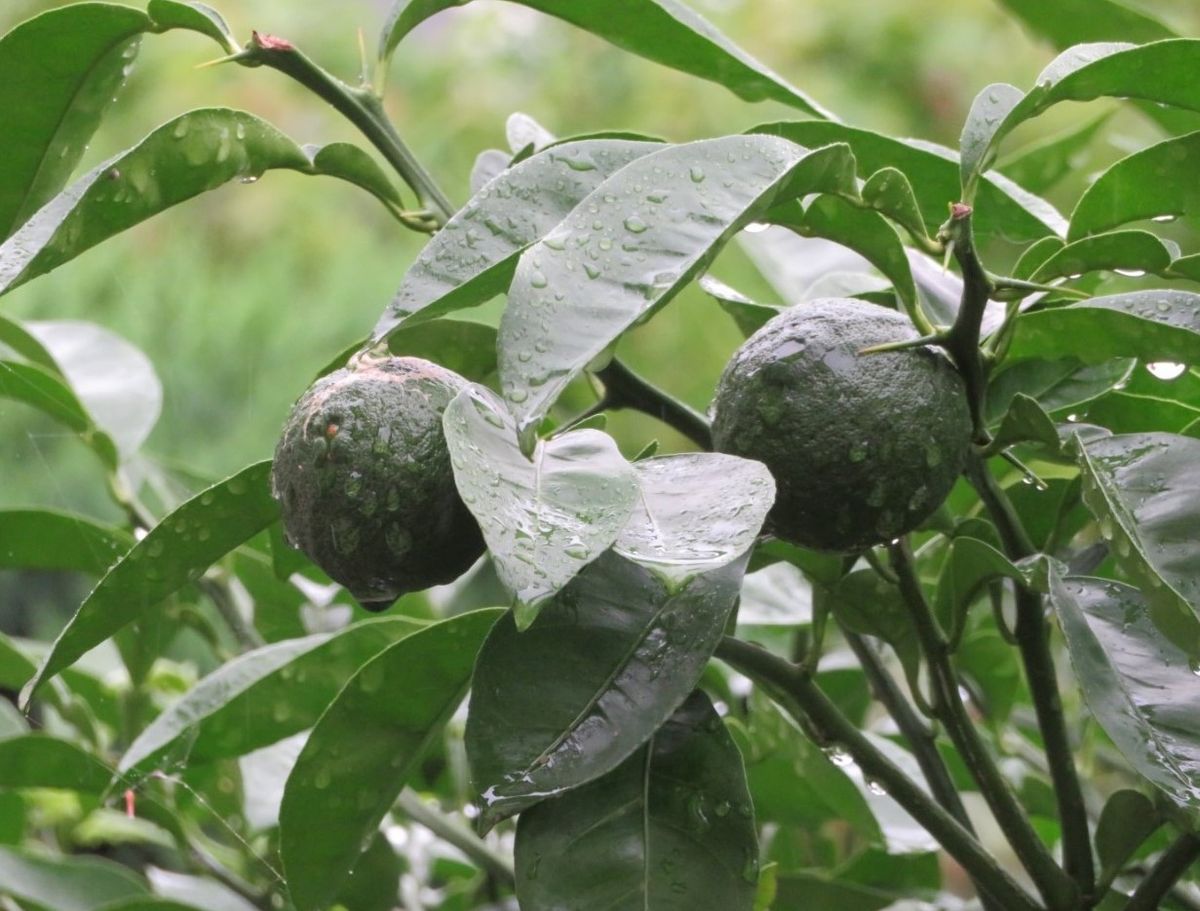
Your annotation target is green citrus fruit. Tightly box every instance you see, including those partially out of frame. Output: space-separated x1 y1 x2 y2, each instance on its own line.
711 298 971 552
271 356 484 609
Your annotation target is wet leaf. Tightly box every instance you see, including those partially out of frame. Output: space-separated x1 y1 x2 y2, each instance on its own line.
379 0 835 118
985 357 1134 425
989 393 1061 453
0 846 147 911
0 3 149 240
959 83 1025 194
698 274 783 338
443 385 639 627
147 0 238 52
514 691 758 911
998 111 1111 196
1028 230 1173 282
469 148 510 194
615 453 775 584
0 512 129 575
1049 574 1200 809
934 537 1026 635
861 166 932 245
374 139 660 337
279 609 501 911
499 136 850 434
467 551 747 828
119 616 423 776
21 461 279 706
302 142 404 207
1094 789 1160 876
1075 432 1200 657
0 361 118 469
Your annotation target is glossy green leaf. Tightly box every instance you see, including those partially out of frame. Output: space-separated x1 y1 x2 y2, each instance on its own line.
0 109 406 296
443 385 639 627
1075 432 1200 657
959 82 1025 193
279 609 501 911
0 3 149 240
499 136 850 434
1049 574 1200 809
379 0 834 119
0 314 58 372
738 562 813 626
1008 291 1200 366
985 357 1133 425
514 691 758 911
771 195 917 312
119 616 423 776
0 510 130 575
995 0 1174 48
1070 131 1200 239
334 831 403 911
615 453 774 584
21 461 279 706
934 537 1026 635
387 318 498 381
0 360 118 469
374 139 660 337
27 320 162 460
0 735 112 792
0 846 147 911
146 0 238 52
303 142 403 206
989 392 1061 453
1029 231 1173 282
1011 236 1065 282
998 111 1111 195
1094 789 1160 876
861 166 932 245
699 274 783 338
470 149 510 194
467 550 747 828
754 121 1066 242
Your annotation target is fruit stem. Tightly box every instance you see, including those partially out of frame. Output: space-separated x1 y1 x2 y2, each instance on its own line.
939 204 993 445
235 32 455 224
968 457 1097 901
714 636 1042 911
888 539 1078 910
592 358 713 450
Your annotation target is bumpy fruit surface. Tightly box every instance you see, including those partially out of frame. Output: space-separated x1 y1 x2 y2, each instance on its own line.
272 356 484 608
711 298 971 553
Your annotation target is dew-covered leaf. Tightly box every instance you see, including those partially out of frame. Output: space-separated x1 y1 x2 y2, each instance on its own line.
861 166 932 245
469 149 510 195
302 142 404 207
118 616 423 776
0 361 118 469
514 691 758 911
21 461 278 706
443 385 639 627
754 121 1066 242
615 453 774 584
960 83 1025 195
279 609 501 911
989 392 1061 453
1008 291 1200 366
499 136 852 433
379 0 835 118
467 550 747 829
1028 231 1173 282
0 846 147 911
0 510 130 575
146 0 238 51
374 139 660 338
0 3 150 240
1070 132 1200 240
1049 574 1200 809
1075 432 1200 657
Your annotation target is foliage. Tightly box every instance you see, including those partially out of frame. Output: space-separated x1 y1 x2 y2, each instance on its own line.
3 2 1200 911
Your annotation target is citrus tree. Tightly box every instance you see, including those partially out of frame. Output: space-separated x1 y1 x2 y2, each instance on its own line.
3 1 1200 910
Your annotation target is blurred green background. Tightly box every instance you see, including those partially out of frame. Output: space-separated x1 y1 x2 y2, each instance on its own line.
2 0 1198 528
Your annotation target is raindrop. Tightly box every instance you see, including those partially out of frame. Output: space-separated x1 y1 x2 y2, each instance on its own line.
743 222 769 234
866 779 887 796
507 388 529 404
823 744 853 767
529 270 548 289
313 768 332 790
1151 214 1177 223
1066 413 1079 422
1113 268 1146 278
172 119 190 140
623 215 649 234
239 175 259 184
1146 361 1186 381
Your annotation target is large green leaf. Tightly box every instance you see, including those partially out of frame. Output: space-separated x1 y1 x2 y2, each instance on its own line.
373 139 660 338
146 0 238 52
443 384 639 627
0 735 112 792
466 550 747 829
21 461 279 706
0 510 130 575
119 617 423 776
0 361 118 468
514 691 758 911
0 3 150 240
615 453 774 583
1049 574 1200 809
1093 790 1161 878
279 609 501 911
498 136 850 434
1075 432 1200 657
985 358 1134 425
0 109 405 296
995 0 1174 47
1007 291 1200 366
1069 131 1200 239
0 846 147 911
998 111 1111 195
1027 230 1173 282
379 0 834 118
754 121 1066 242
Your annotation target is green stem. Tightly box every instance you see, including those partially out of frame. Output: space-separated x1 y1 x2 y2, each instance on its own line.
940 206 993 444
239 33 454 223
593 357 713 450
396 789 515 886
889 540 1075 910
989 275 1091 302
969 458 1097 901
1125 834 1200 911
715 636 1042 911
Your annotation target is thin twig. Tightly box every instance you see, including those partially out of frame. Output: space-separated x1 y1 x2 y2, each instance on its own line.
1125 833 1200 911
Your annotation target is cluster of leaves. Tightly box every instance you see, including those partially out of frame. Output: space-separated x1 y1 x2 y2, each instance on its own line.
3 1 1200 910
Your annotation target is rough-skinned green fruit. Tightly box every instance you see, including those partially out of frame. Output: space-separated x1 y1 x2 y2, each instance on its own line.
711 298 971 553
272 356 484 609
